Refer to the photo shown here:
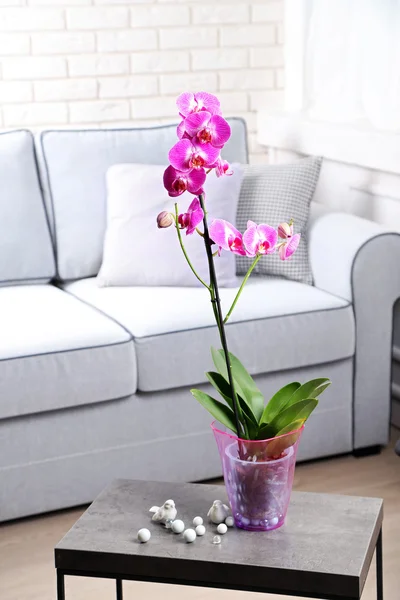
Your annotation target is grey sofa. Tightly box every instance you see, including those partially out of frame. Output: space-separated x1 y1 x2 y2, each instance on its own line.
391 304 400 428
1 123 399 522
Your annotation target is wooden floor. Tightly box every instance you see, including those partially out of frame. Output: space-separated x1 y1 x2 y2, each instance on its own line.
1 431 399 600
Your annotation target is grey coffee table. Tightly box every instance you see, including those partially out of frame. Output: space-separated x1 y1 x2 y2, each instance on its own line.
55 479 383 600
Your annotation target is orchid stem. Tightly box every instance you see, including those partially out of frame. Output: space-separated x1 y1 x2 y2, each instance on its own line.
174 204 211 291
224 255 261 324
198 193 243 438
208 283 220 329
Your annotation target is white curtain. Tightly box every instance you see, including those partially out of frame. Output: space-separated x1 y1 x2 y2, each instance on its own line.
305 0 400 131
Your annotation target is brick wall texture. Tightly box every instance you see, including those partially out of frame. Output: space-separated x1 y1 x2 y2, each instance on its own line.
0 1 284 163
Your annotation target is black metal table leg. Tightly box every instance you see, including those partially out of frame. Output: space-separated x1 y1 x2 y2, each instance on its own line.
116 578 123 600
57 570 65 600
376 528 383 600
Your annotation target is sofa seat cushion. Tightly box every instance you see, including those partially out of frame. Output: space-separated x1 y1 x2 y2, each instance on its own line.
63 278 355 393
0 285 136 420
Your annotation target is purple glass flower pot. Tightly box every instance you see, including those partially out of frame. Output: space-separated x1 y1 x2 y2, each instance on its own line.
212 422 304 532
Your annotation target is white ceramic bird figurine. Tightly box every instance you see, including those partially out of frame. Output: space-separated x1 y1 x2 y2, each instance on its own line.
207 500 230 524
149 499 177 524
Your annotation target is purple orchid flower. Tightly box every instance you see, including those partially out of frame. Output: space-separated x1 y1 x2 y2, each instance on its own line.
177 120 188 140
183 111 231 148
243 220 278 256
163 165 206 198
214 157 233 177
169 138 220 173
178 197 204 235
278 233 301 260
209 219 246 256
176 91 221 118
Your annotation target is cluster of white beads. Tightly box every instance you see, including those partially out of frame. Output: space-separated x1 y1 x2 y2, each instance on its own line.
138 505 234 544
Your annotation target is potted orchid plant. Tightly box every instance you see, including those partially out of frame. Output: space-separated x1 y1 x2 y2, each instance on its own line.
157 92 330 531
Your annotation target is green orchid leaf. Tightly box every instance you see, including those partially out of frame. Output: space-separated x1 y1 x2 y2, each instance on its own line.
190 389 237 434
211 347 245 399
260 381 301 425
275 419 306 437
211 347 246 397
262 419 305 457
311 382 331 397
268 398 318 436
218 349 264 422
206 371 234 409
245 422 259 440
254 418 305 456
285 378 331 408
255 423 275 440
209 349 248 433
206 371 259 440
211 346 229 380
211 347 259 425
206 371 258 427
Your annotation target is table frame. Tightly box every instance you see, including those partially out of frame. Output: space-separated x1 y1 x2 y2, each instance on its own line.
56 528 383 600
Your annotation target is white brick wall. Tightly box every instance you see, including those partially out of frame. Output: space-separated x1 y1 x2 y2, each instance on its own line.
0 0 284 162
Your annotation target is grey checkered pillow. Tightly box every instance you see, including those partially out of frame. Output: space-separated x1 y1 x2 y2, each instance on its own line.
236 157 322 284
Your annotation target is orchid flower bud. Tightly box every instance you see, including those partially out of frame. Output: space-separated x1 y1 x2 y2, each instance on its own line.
277 221 293 239
157 211 174 229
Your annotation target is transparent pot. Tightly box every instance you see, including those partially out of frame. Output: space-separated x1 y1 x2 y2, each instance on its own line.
212 421 303 531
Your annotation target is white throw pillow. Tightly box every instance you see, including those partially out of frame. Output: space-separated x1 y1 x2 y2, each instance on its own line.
97 163 243 288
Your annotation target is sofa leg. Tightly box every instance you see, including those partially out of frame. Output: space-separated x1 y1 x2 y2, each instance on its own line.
353 445 382 458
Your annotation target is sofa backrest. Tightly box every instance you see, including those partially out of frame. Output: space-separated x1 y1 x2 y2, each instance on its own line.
36 119 248 282
0 130 55 286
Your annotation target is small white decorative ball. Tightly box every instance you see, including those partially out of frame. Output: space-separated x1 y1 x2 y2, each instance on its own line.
193 516 203 527
183 528 196 543
195 525 206 536
225 516 234 527
217 523 228 535
137 528 151 543
171 519 185 534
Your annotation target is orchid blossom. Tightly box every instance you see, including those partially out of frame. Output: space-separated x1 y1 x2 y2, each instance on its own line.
243 221 278 257
163 165 206 198
279 233 301 260
177 91 221 118
277 221 300 261
209 219 246 256
169 138 220 173
176 120 189 140
178 197 204 236
214 157 233 177
183 111 231 148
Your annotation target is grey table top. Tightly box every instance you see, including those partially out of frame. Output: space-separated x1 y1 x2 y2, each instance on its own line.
55 479 383 600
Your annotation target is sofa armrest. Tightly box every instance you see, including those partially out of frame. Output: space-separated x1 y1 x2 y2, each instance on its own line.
309 212 400 449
